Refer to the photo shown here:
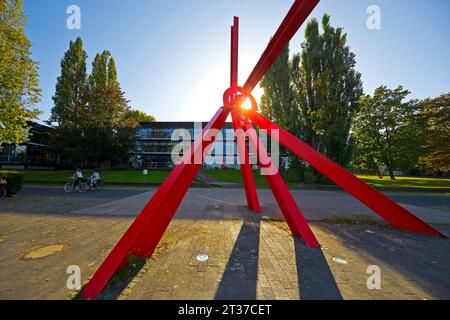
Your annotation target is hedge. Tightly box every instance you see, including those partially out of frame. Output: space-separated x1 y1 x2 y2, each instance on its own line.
0 171 24 196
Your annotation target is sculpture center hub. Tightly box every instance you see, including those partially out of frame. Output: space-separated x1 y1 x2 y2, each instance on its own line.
223 86 257 112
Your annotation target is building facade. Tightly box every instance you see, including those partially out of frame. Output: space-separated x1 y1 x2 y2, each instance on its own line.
132 121 244 169
1 121 269 170
0 122 57 169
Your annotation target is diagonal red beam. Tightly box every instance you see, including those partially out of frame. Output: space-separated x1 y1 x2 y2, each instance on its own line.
239 116 319 247
231 111 261 212
243 0 320 92
82 107 230 299
249 111 447 238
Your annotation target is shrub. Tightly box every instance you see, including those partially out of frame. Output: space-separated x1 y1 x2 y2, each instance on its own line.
0 171 24 195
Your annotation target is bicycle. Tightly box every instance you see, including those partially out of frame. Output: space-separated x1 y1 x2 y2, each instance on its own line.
87 179 104 191
0 177 7 199
64 177 88 193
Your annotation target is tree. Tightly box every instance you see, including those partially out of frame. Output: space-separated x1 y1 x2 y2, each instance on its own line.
0 0 41 144
50 38 153 167
260 45 303 180
353 86 423 180
49 37 88 165
260 45 296 130
118 109 155 165
420 93 450 175
123 109 155 123
290 14 363 168
84 50 129 166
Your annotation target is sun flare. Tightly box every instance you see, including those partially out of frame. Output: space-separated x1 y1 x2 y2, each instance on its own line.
241 97 253 110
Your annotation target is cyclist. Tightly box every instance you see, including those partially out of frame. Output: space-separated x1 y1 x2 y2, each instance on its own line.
73 168 83 189
89 169 101 187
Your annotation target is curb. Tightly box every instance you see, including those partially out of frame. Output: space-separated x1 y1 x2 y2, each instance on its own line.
298 184 450 193
23 180 449 193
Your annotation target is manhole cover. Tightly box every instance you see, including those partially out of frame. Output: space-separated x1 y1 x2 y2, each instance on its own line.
196 254 209 262
20 242 69 261
332 257 349 265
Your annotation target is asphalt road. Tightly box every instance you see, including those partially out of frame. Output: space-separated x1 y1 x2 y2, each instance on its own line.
16 185 450 211
17 185 150 200
1 186 448 220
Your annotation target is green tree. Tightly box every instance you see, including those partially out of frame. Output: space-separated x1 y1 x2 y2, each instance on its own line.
353 86 423 180
118 109 155 165
123 109 155 123
85 50 130 166
0 0 41 144
291 14 363 167
260 45 296 130
420 93 450 175
49 37 88 165
260 45 303 180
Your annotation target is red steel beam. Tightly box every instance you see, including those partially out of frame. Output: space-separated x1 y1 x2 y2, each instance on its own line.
249 111 447 238
239 116 319 247
82 106 230 299
243 0 320 93
231 111 261 212
230 16 239 87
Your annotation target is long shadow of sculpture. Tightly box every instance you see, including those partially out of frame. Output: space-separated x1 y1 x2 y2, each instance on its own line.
294 238 342 300
215 216 260 300
318 224 450 299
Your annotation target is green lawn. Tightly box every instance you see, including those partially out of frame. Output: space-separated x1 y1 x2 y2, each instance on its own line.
202 169 450 190
202 169 300 189
356 175 450 190
23 170 170 184
202 168 269 188
22 169 450 190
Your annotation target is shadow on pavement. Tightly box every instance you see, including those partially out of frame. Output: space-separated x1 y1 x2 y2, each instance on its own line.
294 238 343 300
215 217 260 300
318 223 450 299
96 258 147 300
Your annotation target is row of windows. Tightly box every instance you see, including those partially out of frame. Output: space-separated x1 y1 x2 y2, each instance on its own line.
132 154 242 169
137 127 237 140
135 140 240 154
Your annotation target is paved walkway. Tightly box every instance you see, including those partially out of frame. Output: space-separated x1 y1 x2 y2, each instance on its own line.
119 219 450 300
70 188 450 236
1 187 449 300
195 171 241 188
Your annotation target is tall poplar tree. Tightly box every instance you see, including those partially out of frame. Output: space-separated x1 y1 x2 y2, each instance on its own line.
260 45 303 179
85 50 129 166
291 14 363 167
49 37 88 165
50 40 154 167
260 45 296 130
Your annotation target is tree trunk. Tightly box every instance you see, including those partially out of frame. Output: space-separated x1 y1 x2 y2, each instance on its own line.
388 167 396 180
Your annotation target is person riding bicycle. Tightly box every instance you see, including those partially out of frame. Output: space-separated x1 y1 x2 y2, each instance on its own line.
73 168 83 188
89 169 101 187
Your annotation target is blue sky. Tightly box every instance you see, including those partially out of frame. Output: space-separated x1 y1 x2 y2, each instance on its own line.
24 0 450 123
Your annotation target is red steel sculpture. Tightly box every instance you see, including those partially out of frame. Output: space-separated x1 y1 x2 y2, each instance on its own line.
82 0 446 299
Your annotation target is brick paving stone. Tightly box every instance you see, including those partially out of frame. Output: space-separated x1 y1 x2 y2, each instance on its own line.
1 187 449 300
